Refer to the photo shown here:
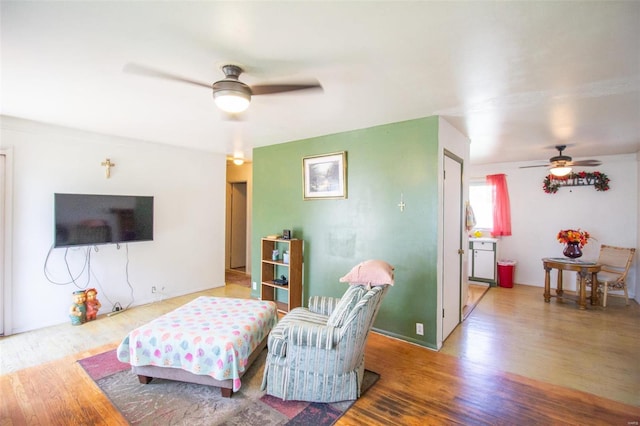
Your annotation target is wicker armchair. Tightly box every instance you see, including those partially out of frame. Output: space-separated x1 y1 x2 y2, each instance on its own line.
261 284 390 402
585 245 636 307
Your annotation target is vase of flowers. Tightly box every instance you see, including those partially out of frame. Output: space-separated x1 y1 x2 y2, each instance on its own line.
562 242 582 258
557 229 590 258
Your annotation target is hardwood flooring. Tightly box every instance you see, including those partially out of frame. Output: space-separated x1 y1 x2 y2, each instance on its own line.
224 268 252 288
462 282 489 319
1 343 129 426
347 332 638 425
1 283 639 425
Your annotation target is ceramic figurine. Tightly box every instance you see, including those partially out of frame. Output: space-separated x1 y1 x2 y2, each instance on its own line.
85 288 102 321
69 290 87 325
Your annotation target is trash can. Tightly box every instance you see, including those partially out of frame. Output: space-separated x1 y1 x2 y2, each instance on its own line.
497 260 516 288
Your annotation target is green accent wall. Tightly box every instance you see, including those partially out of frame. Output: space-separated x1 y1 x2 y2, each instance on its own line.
252 116 441 349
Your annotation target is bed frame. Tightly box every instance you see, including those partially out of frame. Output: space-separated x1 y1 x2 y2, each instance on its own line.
132 336 267 398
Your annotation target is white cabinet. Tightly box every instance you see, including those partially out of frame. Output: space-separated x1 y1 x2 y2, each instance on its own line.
469 239 497 286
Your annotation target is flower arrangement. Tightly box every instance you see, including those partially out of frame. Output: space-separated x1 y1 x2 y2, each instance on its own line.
556 229 590 248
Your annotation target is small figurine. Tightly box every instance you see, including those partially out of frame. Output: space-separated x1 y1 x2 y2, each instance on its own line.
85 288 102 321
69 290 87 325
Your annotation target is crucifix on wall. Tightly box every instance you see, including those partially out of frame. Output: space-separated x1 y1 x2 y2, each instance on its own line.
101 158 115 178
397 193 406 212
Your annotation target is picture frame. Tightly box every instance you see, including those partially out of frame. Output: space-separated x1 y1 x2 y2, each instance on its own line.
303 151 347 200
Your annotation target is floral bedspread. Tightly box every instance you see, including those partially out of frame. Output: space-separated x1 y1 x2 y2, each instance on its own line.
117 296 277 392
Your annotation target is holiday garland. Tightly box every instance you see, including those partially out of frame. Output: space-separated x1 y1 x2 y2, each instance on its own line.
542 171 610 194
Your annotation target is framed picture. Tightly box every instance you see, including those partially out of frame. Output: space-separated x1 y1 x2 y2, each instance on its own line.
303 151 347 200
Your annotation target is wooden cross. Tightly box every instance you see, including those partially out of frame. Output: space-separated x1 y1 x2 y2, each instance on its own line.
398 193 406 212
101 158 115 178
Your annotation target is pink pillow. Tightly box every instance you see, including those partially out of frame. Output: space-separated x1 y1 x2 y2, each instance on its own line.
339 260 394 286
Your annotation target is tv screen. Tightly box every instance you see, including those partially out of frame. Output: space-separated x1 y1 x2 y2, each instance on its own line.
54 193 154 248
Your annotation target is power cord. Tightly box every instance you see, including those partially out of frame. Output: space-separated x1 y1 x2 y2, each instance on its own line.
107 302 124 317
43 244 91 289
44 243 136 315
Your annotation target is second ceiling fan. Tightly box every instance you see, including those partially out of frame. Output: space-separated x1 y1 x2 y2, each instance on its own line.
124 63 323 114
519 145 601 176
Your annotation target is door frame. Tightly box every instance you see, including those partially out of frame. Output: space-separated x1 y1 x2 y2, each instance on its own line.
441 149 464 342
228 181 247 270
0 148 13 336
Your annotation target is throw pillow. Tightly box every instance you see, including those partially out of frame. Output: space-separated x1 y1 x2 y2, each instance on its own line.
339 259 395 286
327 285 367 327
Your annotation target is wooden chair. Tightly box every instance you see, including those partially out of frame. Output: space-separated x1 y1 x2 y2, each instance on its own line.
585 245 636 307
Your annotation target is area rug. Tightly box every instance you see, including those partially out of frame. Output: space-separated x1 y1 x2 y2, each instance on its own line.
78 349 379 425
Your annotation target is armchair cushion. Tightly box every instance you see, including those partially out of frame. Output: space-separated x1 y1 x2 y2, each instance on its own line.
268 308 329 358
308 295 341 316
326 285 367 327
339 259 395 286
596 271 624 285
288 322 339 349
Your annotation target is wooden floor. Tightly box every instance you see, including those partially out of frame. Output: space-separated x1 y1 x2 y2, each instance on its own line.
1 283 639 425
224 268 252 288
462 282 489 319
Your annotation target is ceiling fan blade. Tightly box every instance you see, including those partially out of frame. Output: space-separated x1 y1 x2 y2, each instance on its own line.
250 82 323 96
570 160 602 167
123 63 211 89
518 164 550 169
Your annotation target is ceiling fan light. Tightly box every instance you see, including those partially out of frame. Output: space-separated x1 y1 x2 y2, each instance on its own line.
550 166 572 177
214 91 251 113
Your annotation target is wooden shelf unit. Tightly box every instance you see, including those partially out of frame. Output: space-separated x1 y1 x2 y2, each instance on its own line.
260 238 303 314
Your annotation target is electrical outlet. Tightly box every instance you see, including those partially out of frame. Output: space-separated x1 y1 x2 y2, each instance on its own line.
151 286 156 293
416 323 424 336
252 281 257 290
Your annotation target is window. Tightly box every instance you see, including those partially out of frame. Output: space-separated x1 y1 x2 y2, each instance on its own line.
469 180 493 230
470 174 512 236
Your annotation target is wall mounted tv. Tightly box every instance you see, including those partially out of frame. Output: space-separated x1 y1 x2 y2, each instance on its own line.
54 193 154 248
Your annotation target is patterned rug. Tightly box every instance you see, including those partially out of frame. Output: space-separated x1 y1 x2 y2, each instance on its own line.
78 349 379 425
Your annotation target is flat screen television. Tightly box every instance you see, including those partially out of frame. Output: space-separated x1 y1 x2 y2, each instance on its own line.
54 193 154 248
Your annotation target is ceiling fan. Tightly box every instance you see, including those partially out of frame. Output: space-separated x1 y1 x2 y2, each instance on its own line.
123 63 322 114
519 145 602 176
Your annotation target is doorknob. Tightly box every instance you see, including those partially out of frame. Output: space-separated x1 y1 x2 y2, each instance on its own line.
458 249 464 255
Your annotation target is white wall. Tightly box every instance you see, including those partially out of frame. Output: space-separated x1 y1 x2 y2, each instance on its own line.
469 153 638 299
1 116 227 333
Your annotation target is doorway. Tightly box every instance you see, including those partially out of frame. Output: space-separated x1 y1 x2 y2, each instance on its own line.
442 151 463 340
228 182 247 271
0 153 4 335
0 150 10 336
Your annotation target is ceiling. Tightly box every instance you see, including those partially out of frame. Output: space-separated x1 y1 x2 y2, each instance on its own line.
2 1 639 166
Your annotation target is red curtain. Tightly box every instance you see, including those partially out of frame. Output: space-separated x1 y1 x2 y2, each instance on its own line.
486 174 512 236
